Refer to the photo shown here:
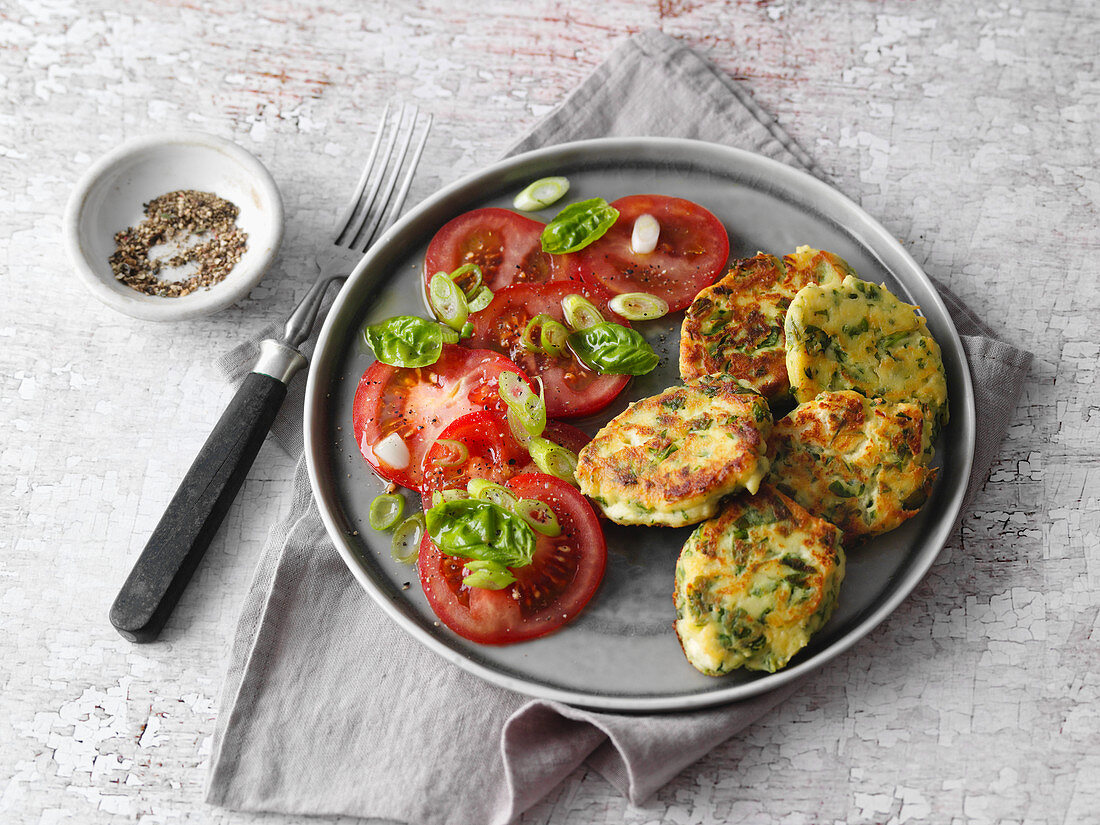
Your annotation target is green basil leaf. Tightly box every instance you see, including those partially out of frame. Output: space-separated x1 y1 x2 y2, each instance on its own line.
361 315 443 368
425 499 535 568
541 198 619 254
567 321 659 376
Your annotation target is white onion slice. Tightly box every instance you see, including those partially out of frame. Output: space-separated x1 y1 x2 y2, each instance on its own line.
373 432 411 470
631 213 660 254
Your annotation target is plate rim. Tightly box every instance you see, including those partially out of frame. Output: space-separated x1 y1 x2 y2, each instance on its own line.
304 136 976 712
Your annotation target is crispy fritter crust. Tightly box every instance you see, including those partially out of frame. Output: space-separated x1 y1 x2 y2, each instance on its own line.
784 274 949 447
673 484 845 675
679 247 854 398
576 375 773 527
766 390 937 545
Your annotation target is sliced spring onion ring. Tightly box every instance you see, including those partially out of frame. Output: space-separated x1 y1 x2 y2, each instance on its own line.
428 271 470 332
513 176 570 211
608 292 670 321
498 370 531 407
466 286 494 313
520 314 548 353
514 498 562 537
562 293 604 331
430 438 470 468
527 437 579 486
630 213 660 254
391 513 425 563
462 559 517 590
438 324 460 344
467 478 520 510
431 488 470 507
448 263 483 295
498 373 546 438
507 406 534 448
368 493 405 531
539 318 569 356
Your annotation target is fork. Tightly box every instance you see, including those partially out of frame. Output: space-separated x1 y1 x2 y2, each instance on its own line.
110 104 432 643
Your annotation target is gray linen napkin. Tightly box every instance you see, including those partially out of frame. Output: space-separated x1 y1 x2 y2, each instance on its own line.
206 29 1032 825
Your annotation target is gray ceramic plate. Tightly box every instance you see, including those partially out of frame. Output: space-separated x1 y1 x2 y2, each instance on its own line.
304 137 975 712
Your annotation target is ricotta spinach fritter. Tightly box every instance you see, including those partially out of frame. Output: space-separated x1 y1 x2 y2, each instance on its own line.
576 374 772 528
679 247 854 399
766 390 936 545
674 485 845 675
784 274 949 448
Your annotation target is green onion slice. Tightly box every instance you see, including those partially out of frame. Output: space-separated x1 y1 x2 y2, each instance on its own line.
467 286 494 313
431 488 470 507
430 438 469 468
498 372 546 438
514 498 562 537
438 324 460 344
507 406 534 448
391 513 425 563
562 293 604 331
513 176 570 212
528 437 579 487
540 318 569 356
608 292 669 321
520 315 546 353
467 478 520 510
448 263 483 295
428 272 470 332
461 559 517 590
368 493 405 531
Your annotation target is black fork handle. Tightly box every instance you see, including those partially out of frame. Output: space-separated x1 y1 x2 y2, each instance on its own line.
109 340 307 643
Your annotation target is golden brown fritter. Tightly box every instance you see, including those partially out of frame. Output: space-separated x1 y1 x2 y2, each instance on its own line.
674 484 845 675
785 274 949 448
679 247 854 399
576 375 772 528
766 390 936 545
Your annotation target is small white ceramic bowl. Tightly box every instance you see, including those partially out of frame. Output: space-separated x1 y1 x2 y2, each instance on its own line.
64 131 284 321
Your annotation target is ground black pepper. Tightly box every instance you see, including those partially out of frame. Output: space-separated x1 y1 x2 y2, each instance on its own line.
109 189 247 297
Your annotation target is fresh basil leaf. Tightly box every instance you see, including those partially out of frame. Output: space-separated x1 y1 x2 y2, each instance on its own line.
361 315 443 368
425 499 535 568
567 321 659 376
540 198 619 254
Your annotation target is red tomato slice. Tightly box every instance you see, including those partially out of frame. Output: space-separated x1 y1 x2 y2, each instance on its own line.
465 281 630 419
566 194 730 312
420 413 591 497
417 472 606 645
419 410 527 495
352 344 530 489
424 207 576 292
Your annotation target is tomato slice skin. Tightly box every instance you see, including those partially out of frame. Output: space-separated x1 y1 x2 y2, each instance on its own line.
567 194 730 312
466 281 630 419
352 344 530 489
424 207 576 292
417 472 606 645
419 410 527 496
419 411 591 498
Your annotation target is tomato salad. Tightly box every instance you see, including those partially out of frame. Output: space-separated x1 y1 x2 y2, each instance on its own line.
352 180 730 645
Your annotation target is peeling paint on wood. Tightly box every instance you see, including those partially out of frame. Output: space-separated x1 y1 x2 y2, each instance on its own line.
1 1 1096 824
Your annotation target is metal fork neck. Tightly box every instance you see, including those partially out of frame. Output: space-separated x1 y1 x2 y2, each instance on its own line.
282 275 345 348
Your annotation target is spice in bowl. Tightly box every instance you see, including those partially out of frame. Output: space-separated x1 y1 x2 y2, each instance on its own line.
109 189 248 297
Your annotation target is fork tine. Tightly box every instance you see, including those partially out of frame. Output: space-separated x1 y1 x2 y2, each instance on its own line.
348 104 427 253
339 103 406 247
366 111 433 248
332 101 392 245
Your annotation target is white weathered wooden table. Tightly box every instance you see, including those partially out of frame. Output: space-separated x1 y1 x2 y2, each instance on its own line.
3 2 1096 823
